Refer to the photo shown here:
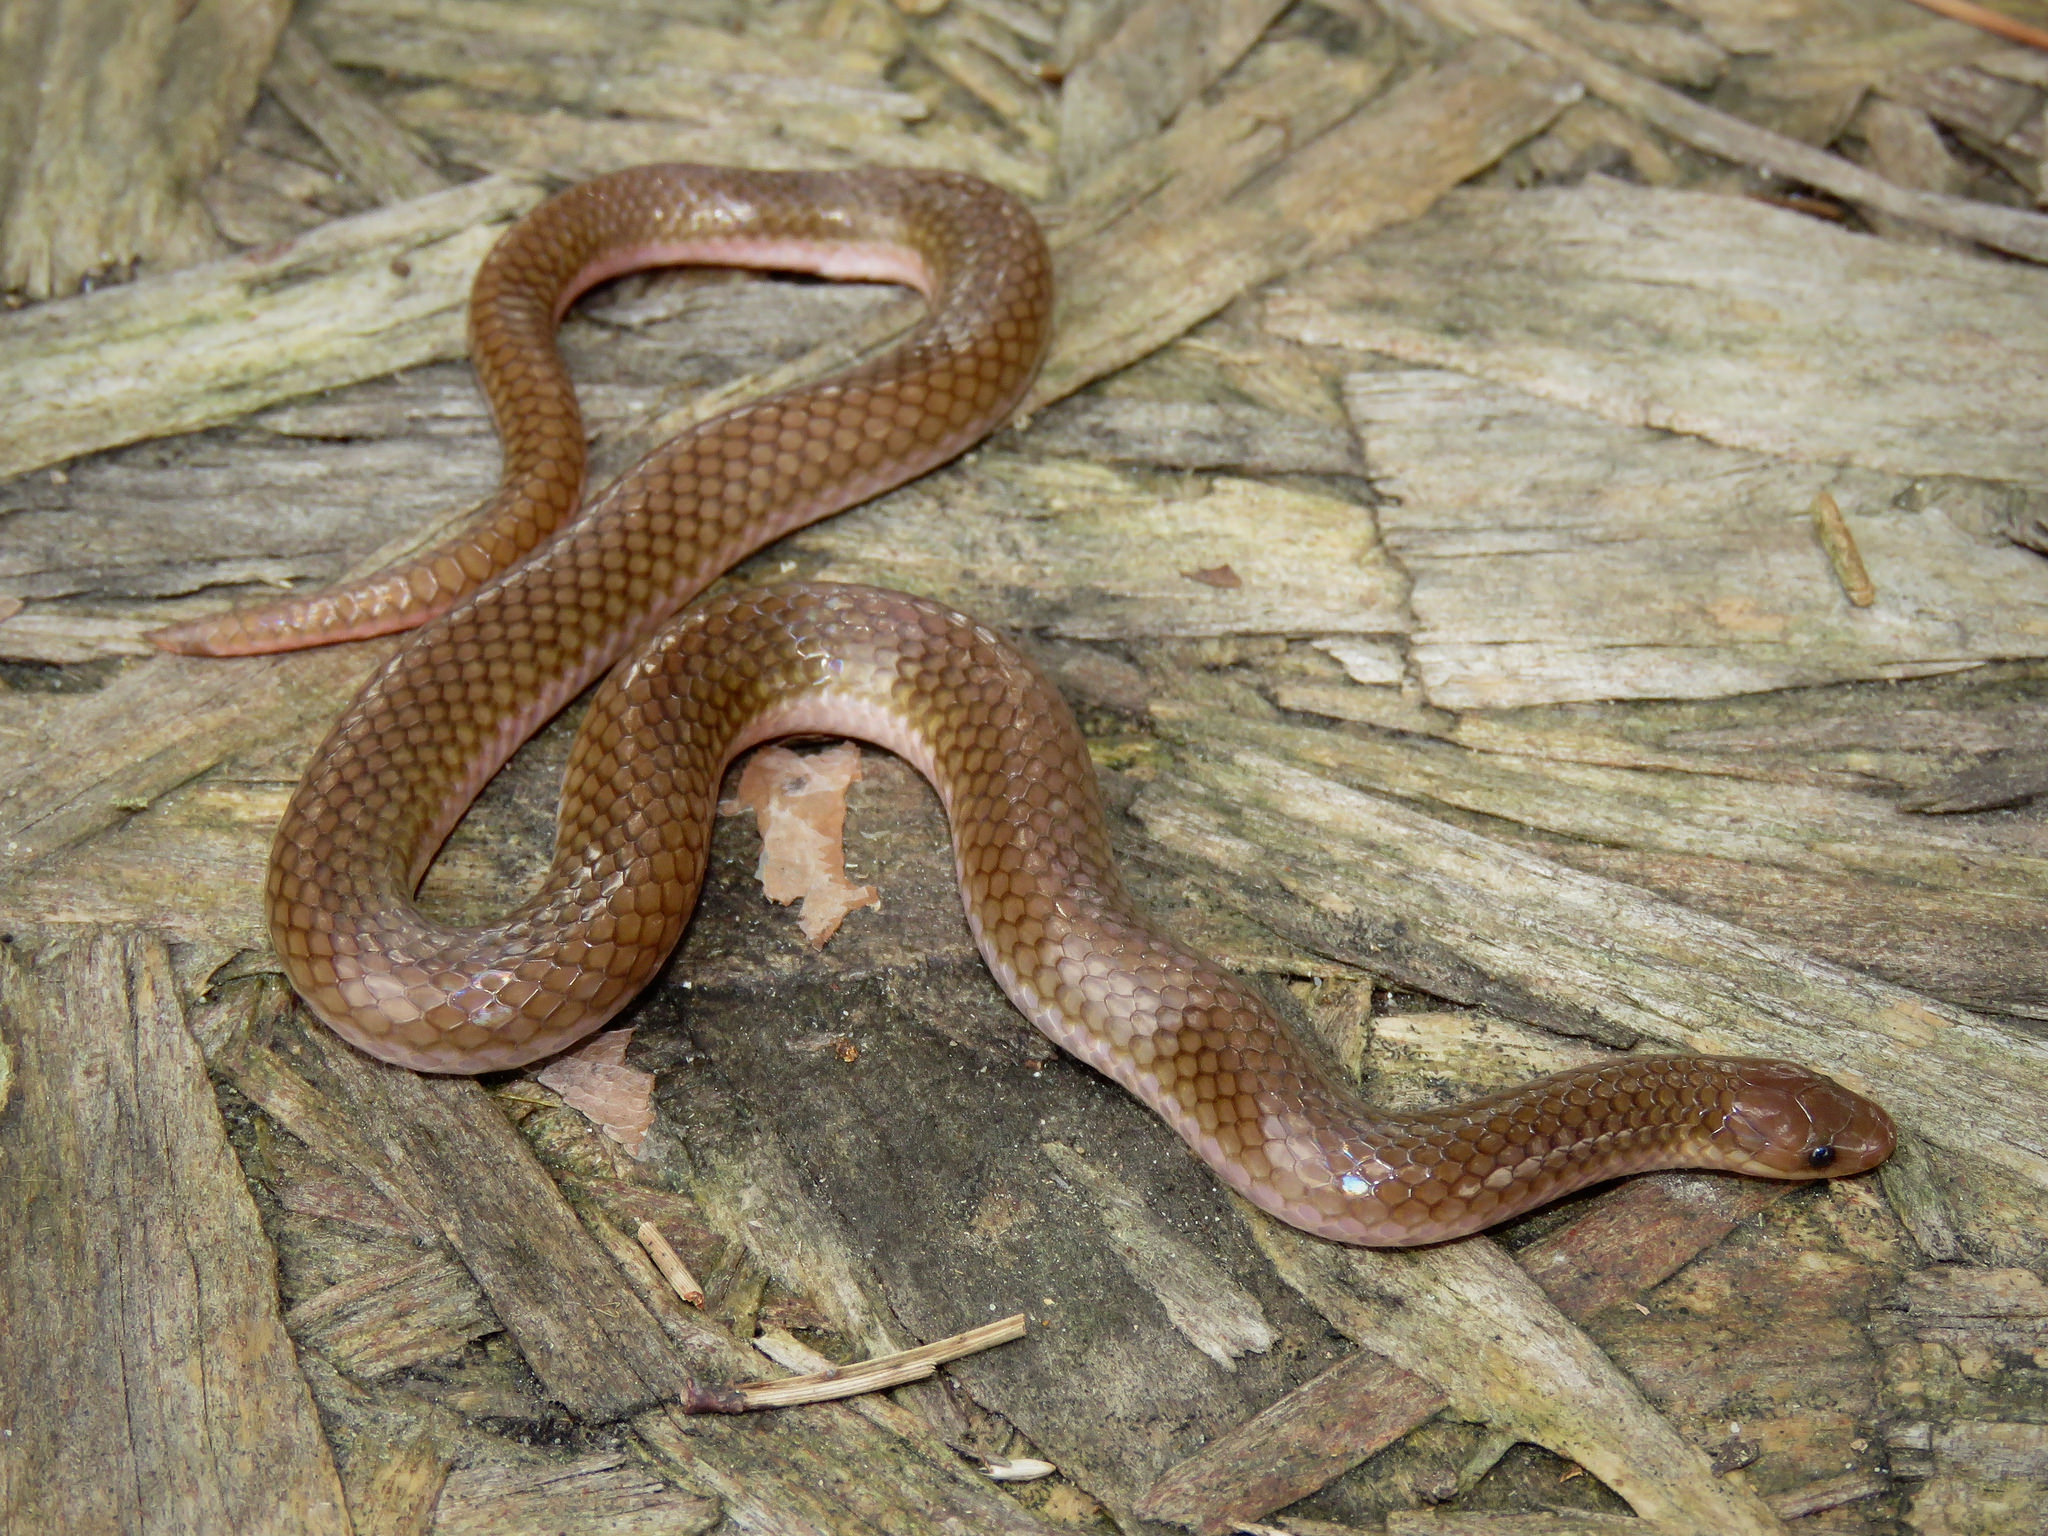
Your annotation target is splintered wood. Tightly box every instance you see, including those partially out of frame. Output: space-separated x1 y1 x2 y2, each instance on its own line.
9 0 2048 1530
0 932 347 1534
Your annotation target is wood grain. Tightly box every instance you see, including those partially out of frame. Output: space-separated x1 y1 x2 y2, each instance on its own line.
0 930 347 1534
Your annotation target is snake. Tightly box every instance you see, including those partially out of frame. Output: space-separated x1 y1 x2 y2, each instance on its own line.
152 165 1895 1247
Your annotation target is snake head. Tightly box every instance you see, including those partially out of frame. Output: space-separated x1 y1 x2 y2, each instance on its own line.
1712 1059 1896 1179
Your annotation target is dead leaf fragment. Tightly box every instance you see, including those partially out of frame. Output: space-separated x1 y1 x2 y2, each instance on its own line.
534 1028 656 1159
723 743 882 945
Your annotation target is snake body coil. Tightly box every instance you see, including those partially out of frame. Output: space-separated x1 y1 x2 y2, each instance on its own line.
156 166 1894 1246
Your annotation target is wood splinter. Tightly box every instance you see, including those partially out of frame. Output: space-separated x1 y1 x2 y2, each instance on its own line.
1810 490 1877 607
634 1220 705 1308
736 1314 1029 1410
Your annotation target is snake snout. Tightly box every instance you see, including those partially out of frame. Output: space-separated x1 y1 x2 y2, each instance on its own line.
1715 1060 1897 1179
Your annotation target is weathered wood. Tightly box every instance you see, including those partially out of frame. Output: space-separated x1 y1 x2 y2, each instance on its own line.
1343 368 2048 707
378 86 1049 200
0 283 894 629
644 898 1353 1527
1251 665 2048 1015
0 640 386 870
283 1250 500 1380
1041 1141 1277 1369
431 1452 718 1536
1055 0 1292 180
909 6 1059 155
0 0 289 298
1514 1174 1790 1319
1878 1132 1965 1262
8 0 2041 1525
1137 1350 1452 1533
1050 30 1395 253
0 173 542 482
265 24 449 204
1029 36 1579 409
1277 660 2048 1014
301 0 1052 195
0 929 348 1534
797 465 1407 640
336 1416 452 1536
636 1399 1067 1536
1886 1421 2048 1524
1386 1515 1684 1536
259 1013 719 1421
306 0 902 114
1251 1218 1786 1533
1138 1156 1793 1533
1269 179 2048 490
1025 397 1365 476
1426 0 2048 262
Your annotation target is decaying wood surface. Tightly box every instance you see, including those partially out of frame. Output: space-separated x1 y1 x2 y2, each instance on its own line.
6 0 2048 1531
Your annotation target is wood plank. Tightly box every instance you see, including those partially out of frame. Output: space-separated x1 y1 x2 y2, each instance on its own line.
0 929 348 1534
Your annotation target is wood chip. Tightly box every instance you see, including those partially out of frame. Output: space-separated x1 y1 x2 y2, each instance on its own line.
1425 0 2048 261
264 24 449 203
432 1452 717 1536
266 1012 733 1420
1056 0 1291 179
283 1251 499 1379
1139 1167 1790 1533
1041 1142 1276 1369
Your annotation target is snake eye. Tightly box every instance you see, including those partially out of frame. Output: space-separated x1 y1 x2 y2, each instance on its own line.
1808 1145 1837 1169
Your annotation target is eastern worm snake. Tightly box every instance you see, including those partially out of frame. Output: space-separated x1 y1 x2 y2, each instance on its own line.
154 166 1895 1246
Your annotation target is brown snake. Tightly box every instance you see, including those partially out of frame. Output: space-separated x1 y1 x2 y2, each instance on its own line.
155 165 1895 1247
